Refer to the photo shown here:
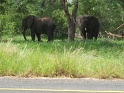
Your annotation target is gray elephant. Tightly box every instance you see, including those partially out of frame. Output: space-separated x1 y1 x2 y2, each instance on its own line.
76 15 100 40
22 15 56 42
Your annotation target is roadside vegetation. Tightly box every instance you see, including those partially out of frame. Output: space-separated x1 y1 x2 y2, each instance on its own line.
0 36 124 79
1 0 124 79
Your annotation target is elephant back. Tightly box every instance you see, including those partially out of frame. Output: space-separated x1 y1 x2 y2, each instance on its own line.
86 16 100 30
35 17 56 34
43 17 55 29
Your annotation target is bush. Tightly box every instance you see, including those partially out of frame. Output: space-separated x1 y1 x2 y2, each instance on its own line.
52 9 68 39
0 15 16 37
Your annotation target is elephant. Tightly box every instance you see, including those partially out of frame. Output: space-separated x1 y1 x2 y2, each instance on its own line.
76 15 100 40
22 15 56 42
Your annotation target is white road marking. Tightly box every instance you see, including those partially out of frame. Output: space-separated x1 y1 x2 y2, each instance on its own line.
0 88 124 92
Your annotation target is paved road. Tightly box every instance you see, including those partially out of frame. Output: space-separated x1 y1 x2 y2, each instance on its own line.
0 77 124 93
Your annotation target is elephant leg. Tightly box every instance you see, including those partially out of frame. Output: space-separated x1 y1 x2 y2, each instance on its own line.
87 35 93 39
48 35 53 42
22 29 27 41
31 31 35 41
36 32 41 41
51 32 54 41
48 36 51 42
47 31 53 42
94 33 98 40
94 28 99 40
87 31 93 39
81 31 86 39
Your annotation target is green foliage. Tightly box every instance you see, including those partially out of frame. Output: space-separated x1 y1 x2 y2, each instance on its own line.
0 0 124 38
0 14 16 36
52 9 68 38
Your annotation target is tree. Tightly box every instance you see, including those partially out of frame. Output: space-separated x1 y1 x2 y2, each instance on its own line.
61 0 78 41
1 0 124 40
120 0 124 9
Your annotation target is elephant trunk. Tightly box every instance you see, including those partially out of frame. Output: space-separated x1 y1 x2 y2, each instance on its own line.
22 30 27 41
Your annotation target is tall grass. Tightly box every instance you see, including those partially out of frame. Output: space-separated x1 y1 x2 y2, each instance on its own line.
0 36 124 79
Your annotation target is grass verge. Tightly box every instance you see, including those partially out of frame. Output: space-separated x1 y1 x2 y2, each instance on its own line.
0 36 124 79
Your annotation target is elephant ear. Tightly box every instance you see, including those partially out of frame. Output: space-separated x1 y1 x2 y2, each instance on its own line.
26 15 35 28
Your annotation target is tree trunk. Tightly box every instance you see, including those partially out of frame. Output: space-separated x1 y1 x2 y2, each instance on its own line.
61 0 78 41
119 0 124 9
68 19 75 41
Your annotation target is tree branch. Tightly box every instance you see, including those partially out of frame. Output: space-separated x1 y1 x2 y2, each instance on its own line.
105 31 124 38
119 0 124 9
61 0 71 21
113 23 124 32
72 0 78 23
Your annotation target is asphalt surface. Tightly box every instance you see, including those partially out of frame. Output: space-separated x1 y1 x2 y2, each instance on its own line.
0 77 124 93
